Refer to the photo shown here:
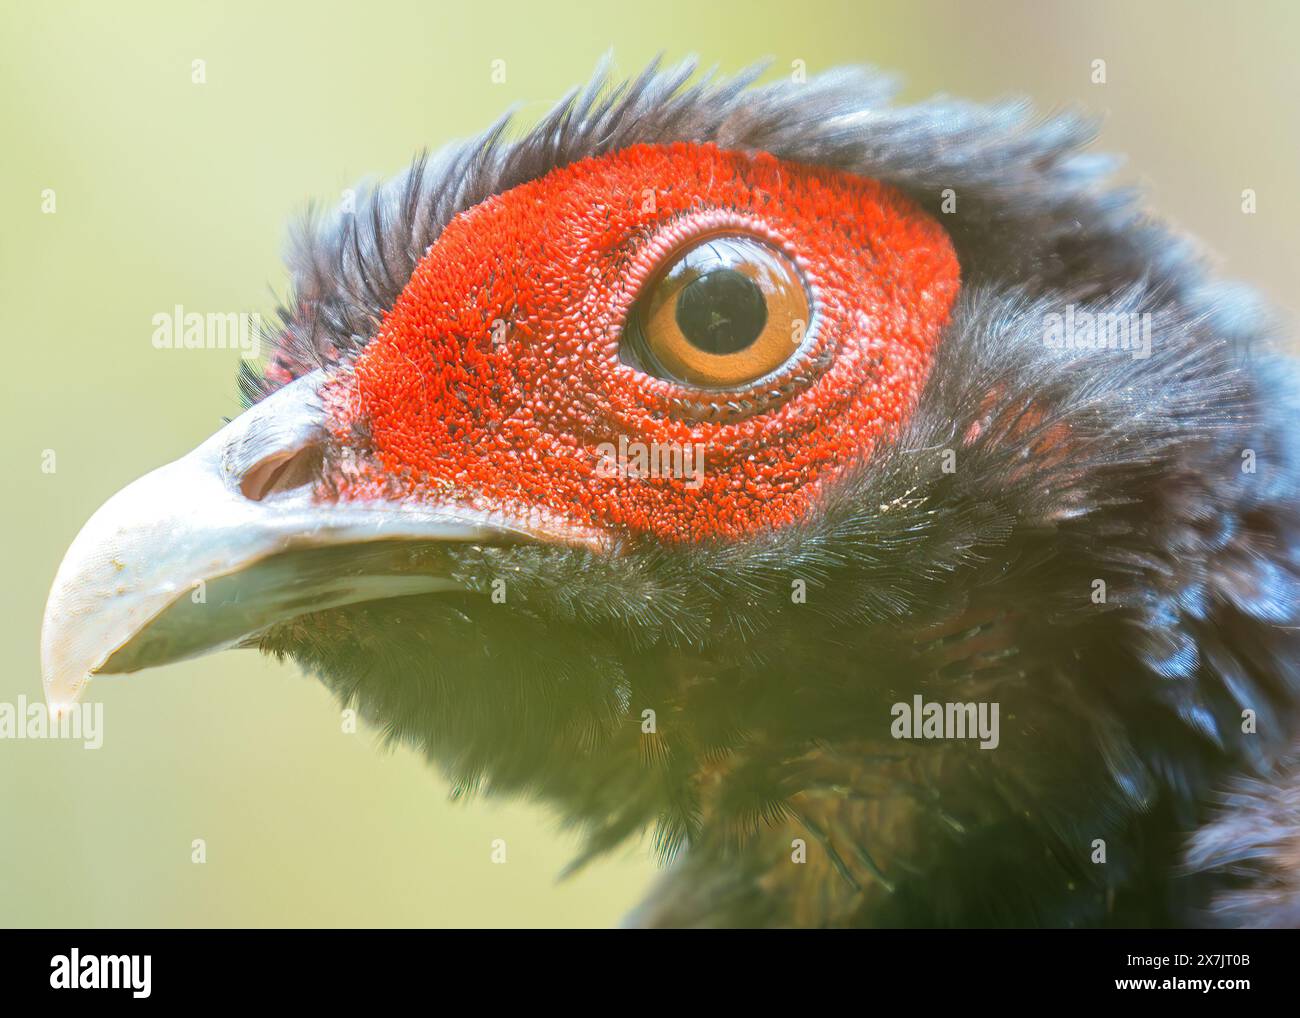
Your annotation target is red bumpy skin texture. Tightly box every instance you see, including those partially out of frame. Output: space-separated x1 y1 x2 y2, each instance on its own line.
320 142 961 544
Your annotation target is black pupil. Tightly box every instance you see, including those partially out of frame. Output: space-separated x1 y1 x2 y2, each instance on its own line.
674 268 767 355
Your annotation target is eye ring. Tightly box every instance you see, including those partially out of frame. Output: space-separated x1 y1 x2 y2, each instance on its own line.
622 232 812 389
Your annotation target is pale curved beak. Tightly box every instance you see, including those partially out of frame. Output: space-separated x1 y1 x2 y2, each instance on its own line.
39 370 538 714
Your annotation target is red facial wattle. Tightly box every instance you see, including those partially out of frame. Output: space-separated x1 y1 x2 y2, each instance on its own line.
320 141 961 543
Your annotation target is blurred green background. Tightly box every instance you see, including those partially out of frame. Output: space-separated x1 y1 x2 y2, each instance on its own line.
1 0 1296 927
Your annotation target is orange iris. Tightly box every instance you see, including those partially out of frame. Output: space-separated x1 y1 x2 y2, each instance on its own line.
626 234 811 388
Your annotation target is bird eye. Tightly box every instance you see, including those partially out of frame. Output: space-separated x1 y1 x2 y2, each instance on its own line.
623 234 811 388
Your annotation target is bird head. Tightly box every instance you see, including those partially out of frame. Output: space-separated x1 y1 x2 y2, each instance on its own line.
42 61 1289 919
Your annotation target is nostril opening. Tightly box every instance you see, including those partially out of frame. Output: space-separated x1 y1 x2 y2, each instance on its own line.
239 443 323 501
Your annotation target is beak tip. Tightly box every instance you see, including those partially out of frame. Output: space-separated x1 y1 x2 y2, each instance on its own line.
46 697 83 721
40 601 92 712
41 525 117 712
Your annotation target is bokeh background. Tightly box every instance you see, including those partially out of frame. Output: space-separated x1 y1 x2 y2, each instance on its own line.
2 0 1297 927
